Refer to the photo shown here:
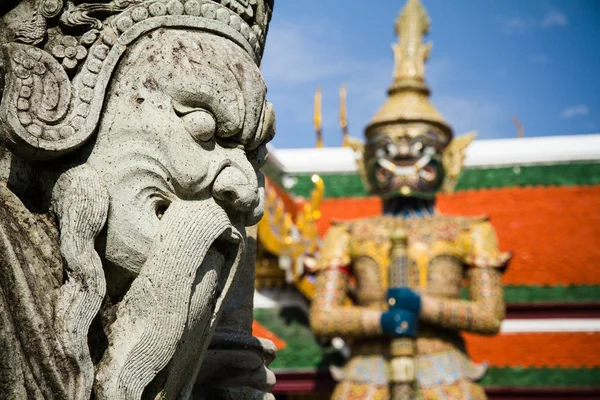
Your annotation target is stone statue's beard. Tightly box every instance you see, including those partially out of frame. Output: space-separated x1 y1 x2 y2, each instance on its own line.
95 198 245 399
94 198 246 400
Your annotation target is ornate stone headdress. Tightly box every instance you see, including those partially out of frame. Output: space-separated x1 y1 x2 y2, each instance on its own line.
0 0 273 160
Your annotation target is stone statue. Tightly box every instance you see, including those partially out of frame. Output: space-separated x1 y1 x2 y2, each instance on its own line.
0 0 276 399
309 1 511 399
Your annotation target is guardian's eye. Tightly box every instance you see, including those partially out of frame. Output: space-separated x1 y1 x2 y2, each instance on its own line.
386 143 398 157
372 135 396 159
409 140 424 156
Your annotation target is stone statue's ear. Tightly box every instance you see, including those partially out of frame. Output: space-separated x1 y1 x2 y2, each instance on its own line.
0 39 120 160
441 131 476 193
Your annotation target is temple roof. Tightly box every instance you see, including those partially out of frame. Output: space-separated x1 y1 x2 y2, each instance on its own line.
269 133 600 174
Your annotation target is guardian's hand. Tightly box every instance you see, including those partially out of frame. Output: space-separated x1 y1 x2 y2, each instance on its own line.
380 288 421 337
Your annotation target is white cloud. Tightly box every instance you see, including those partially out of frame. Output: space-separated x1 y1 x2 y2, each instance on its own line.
497 17 536 34
497 9 567 34
560 105 590 119
541 10 568 28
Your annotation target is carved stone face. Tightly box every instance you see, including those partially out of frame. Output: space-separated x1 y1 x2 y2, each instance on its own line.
86 29 274 275
364 123 447 199
82 28 277 399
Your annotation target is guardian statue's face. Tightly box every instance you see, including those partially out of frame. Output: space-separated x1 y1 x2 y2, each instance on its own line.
364 123 448 199
87 29 274 275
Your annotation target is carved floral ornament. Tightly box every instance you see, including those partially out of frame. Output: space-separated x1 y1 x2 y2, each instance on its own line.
0 0 273 160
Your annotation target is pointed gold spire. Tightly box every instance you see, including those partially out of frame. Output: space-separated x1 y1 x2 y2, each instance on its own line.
314 87 323 148
339 84 350 147
366 0 452 142
392 0 431 89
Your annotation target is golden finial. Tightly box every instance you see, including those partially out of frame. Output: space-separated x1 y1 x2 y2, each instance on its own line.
339 84 350 147
314 87 323 148
366 0 452 142
392 0 431 89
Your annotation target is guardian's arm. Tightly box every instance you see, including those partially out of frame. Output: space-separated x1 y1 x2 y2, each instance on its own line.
309 224 383 338
419 221 510 335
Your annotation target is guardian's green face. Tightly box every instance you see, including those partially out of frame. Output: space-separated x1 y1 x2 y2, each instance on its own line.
364 123 448 199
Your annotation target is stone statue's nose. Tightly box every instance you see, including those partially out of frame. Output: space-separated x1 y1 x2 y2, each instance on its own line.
212 166 258 212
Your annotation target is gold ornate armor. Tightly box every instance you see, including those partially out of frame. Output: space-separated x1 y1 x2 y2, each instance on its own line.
311 216 510 399
309 1 510 399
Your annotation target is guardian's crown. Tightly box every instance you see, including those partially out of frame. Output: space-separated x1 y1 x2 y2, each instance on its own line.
366 0 452 144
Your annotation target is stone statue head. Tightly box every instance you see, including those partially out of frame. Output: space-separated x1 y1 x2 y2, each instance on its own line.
0 0 276 398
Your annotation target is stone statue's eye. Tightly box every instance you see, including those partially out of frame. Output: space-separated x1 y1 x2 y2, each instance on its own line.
180 110 216 143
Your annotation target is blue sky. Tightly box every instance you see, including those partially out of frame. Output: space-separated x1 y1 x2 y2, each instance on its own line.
261 0 600 149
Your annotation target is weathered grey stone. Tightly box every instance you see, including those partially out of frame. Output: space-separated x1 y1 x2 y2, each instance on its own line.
0 1 276 398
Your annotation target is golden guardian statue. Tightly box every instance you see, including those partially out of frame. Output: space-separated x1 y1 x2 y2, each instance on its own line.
309 1 511 399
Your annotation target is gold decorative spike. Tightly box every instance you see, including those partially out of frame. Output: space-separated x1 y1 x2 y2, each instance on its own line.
366 0 452 143
310 174 324 218
339 84 350 147
441 131 477 193
314 87 323 148
296 175 324 254
392 0 431 87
